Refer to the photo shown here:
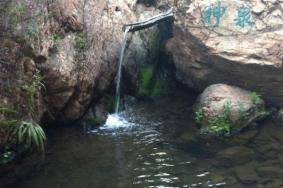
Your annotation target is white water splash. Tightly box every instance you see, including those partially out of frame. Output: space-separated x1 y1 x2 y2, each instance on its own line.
101 113 133 130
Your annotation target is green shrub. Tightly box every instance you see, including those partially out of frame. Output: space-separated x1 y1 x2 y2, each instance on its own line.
15 121 46 153
195 100 234 135
0 119 46 153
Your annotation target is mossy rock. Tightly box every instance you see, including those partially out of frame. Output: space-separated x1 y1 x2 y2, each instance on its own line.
194 84 269 136
137 65 168 99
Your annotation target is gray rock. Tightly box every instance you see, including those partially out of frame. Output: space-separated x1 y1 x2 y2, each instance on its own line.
166 0 283 106
216 146 255 166
194 84 267 135
235 164 259 184
256 165 283 178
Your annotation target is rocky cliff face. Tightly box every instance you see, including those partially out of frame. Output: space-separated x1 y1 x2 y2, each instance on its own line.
1 0 283 127
0 0 165 126
166 0 283 106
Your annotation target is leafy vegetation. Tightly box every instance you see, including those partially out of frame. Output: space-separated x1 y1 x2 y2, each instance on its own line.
74 32 88 72
15 121 46 153
195 100 234 135
238 101 247 121
52 33 62 43
22 70 45 114
0 70 47 156
194 109 204 124
250 91 261 107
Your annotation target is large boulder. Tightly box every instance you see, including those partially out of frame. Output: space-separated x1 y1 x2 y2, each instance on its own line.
0 0 165 124
194 84 268 135
166 0 283 106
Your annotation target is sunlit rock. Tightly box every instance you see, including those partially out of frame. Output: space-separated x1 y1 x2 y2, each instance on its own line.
194 84 268 135
166 0 283 106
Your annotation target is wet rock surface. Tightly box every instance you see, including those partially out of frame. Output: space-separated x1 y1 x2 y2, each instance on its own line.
166 0 283 106
0 0 169 124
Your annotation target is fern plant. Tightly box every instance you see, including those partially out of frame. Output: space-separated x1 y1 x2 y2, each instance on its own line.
15 121 46 153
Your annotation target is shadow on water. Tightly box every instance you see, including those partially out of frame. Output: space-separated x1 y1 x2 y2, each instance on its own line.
10 91 283 188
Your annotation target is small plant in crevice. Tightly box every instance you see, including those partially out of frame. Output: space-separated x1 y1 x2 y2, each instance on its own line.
22 70 45 114
250 91 261 108
52 33 62 43
26 23 40 42
75 33 87 52
74 32 88 72
194 109 204 124
249 91 271 118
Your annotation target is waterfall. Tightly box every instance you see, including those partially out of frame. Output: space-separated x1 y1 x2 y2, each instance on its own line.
115 28 129 113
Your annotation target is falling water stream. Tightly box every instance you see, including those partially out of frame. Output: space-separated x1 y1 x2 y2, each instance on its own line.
115 27 130 114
